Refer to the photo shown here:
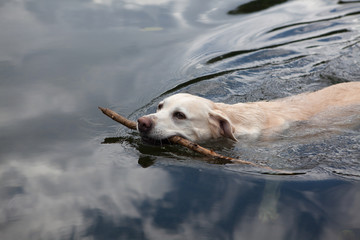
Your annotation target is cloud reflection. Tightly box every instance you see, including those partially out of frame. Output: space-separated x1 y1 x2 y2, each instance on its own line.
1 156 360 240
0 148 173 239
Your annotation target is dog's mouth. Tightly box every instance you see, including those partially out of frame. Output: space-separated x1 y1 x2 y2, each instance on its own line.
140 134 187 145
140 135 172 145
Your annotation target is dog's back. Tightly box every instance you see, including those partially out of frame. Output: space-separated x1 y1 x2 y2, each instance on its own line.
218 82 360 138
281 82 360 109
265 82 360 135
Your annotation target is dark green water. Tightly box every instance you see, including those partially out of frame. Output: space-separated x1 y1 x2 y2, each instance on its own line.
0 0 360 239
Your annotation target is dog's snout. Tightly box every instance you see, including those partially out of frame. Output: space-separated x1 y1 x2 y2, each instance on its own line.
137 116 153 133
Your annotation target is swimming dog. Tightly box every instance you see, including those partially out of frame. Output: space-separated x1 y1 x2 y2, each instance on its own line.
137 82 360 143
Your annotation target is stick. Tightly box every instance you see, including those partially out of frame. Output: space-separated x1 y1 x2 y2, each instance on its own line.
99 107 137 130
98 107 302 174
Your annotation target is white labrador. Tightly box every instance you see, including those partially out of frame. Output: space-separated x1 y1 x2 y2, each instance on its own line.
137 82 360 143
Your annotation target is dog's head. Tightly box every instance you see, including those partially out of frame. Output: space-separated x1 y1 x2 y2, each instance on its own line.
137 93 237 143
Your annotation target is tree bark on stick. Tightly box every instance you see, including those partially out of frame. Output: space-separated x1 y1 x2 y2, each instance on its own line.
98 107 301 174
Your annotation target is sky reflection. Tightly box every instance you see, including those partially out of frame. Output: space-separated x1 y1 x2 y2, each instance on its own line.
3 160 359 239
0 147 173 239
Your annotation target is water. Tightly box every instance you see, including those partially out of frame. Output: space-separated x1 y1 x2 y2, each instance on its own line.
0 0 360 239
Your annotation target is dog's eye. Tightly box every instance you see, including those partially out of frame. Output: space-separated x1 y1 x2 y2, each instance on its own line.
173 111 186 120
157 103 163 110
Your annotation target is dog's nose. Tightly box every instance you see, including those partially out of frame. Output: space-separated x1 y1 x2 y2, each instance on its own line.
137 116 153 133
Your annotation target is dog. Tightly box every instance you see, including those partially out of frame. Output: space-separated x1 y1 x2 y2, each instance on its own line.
137 82 360 143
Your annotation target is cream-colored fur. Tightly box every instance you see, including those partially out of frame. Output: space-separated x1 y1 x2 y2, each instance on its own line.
137 82 360 143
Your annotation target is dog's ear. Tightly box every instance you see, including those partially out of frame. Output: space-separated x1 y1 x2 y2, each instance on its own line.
209 110 238 141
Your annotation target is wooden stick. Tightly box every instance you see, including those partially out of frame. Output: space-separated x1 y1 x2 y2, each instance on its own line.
98 107 302 174
99 107 137 130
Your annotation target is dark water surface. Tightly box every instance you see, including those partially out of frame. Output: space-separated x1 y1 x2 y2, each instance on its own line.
1 0 360 239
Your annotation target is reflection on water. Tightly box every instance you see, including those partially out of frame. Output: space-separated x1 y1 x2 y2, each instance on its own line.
0 0 360 239
0 154 172 239
206 29 350 64
1 160 360 239
228 0 288 14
